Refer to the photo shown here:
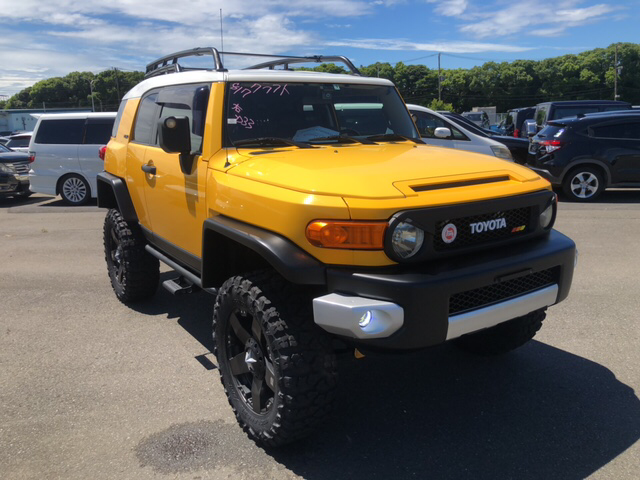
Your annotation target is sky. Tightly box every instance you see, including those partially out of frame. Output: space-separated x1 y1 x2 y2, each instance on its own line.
0 0 637 98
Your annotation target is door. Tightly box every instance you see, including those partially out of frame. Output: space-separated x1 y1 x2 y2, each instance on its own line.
590 121 640 183
137 84 211 262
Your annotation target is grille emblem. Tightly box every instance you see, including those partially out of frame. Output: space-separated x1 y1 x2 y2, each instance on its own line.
470 218 506 234
441 223 457 243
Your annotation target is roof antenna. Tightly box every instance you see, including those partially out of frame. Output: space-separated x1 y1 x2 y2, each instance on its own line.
220 9 224 63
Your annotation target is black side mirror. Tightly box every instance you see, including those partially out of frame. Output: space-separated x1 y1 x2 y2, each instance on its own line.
158 116 194 174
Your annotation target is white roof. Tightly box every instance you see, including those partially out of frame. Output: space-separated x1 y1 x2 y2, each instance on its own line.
124 69 394 100
35 112 117 120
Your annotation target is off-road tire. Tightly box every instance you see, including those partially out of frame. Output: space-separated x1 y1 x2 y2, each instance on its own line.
103 209 159 303
453 308 546 356
213 270 337 447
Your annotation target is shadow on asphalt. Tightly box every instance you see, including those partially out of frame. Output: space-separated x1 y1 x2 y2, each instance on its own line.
559 188 640 204
131 285 640 480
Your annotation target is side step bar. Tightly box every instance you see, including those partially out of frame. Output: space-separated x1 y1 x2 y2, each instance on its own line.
145 245 217 295
162 276 198 295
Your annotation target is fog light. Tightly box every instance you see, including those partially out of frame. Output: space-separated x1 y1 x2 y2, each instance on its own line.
359 311 372 328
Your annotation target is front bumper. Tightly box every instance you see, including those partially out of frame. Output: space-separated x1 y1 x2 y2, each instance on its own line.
313 230 575 350
0 172 26 196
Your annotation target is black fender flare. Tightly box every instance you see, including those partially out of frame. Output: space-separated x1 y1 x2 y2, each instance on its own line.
201 216 326 287
96 172 138 223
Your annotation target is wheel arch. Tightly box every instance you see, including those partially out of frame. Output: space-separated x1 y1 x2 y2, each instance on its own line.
96 172 138 222
201 216 326 289
56 171 93 197
559 160 611 187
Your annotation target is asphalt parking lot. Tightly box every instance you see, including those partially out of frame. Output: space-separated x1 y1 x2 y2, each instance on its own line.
1 193 639 480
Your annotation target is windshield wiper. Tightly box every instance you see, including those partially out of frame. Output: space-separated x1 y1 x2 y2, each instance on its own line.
365 134 424 144
308 135 377 145
233 137 314 149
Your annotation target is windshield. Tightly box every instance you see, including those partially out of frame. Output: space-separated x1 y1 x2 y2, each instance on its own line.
225 82 419 146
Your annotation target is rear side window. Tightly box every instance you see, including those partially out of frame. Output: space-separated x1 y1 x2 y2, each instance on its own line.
535 105 548 126
112 100 128 137
84 119 115 144
552 106 598 120
34 119 85 144
133 93 159 145
537 125 565 139
590 122 640 139
7 137 30 148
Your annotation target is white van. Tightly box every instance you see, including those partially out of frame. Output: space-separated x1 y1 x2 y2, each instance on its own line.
28 112 116 205
407 104 512 161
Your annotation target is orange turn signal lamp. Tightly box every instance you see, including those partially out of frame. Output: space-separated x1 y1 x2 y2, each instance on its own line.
306 221 387 249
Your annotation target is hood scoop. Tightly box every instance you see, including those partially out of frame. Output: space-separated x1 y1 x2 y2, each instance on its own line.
411 175 511 193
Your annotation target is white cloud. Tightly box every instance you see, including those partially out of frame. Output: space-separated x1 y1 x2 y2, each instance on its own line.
325 38 533 53
426 0 468 17
459 2 615 38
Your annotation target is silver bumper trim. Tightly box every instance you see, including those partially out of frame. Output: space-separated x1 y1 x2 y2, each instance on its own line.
446 284 559 340
312 293 404 339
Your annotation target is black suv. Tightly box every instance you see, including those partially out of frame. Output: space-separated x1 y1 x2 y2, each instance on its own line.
527 112 640 201
533 100 631 131
503 107 535 138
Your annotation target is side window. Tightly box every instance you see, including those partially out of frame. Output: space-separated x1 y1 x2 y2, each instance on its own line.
412 111 465 140
84 119 116 144
591 122 640 139
156 84 210 153
535 106 547 126
133 93 159 145
111 100 128 138
34 119 85 144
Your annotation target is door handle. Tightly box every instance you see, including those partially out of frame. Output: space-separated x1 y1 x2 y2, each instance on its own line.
141 163 156 175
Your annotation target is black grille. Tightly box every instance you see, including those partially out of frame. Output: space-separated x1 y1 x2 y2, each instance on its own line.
449 267 557 315
434 207 531 251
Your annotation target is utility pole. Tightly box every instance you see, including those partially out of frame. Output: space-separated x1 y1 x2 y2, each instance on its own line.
113 67 121 103
614 44 620 100
89 79 96 112
438 52 442 101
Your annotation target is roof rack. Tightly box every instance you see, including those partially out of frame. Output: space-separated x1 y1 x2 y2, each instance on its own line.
145 47 361 78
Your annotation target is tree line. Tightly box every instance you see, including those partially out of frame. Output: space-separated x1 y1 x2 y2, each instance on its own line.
2 43 638 113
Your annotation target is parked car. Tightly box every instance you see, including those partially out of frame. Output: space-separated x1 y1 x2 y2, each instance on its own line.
4 132 33 152
527 112 640 201
0 136 10 146
503 107 535 138
28 112 116 205
439 111 530 164
533 100 631 131
461 111 490 129
407 105 512 160
0 143 31 198
98 47 575 446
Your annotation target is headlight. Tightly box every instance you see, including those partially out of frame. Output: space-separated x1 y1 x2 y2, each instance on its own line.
490 145 513 161
391 221 424 259
539 196 556 229
0 163 15 173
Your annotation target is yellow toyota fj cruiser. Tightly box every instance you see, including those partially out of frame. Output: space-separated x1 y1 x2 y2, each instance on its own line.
98 48 576 447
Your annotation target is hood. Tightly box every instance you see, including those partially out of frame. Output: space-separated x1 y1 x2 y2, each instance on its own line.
0 151 29 163
227 143 543 199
